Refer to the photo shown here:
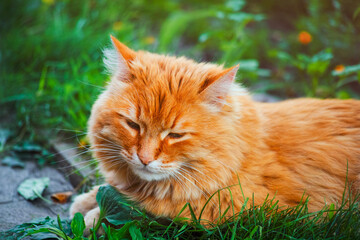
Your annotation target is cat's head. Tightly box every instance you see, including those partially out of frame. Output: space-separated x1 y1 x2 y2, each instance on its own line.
89 36 246 186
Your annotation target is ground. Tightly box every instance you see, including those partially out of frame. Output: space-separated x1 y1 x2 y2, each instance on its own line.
0 159 73 231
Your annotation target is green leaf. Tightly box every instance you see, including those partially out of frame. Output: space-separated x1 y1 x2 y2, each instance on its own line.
129 223 143 240
71 212 86 238
332 63 360 76
227 13 264 23
27 226 68 240
237 59 259 71
105 222 135 240
353 6 360 19
17 177 50 200
328 203 336 220
336 90 351 99
1 156 25 168
307 49 333 76
246 225 259 239
226 0 246 11
158 9 217 51
96 185 142 226
13 142 43 153
310 50 333 62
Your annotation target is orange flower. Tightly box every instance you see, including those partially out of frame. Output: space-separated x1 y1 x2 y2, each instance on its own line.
334 64 345 73
298 31 312 45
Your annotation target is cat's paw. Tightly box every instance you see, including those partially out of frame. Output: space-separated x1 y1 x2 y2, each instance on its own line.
69 186 100 218
83 207 103 236
69 192 98 218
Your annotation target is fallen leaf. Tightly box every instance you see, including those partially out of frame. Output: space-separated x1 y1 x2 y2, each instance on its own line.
51 191 73 204
17 177 50 200
1 156 25 168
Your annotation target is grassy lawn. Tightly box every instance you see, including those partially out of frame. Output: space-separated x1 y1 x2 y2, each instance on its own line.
1 0 360 239
3 185 360 239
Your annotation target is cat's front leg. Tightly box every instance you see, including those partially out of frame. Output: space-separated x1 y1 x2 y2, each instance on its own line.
69 185 101 218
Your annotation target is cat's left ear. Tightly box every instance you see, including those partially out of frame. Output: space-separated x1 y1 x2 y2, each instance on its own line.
199 64 239 109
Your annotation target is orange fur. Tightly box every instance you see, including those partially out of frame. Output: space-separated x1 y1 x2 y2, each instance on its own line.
70 37 360 225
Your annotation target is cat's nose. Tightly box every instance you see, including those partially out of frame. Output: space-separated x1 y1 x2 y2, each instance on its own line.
137 152 153 166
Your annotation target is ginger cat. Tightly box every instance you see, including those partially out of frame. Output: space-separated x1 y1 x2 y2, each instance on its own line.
70 36 360 228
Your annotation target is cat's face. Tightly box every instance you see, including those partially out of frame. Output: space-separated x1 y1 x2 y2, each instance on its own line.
88 36 241 183
91 87 201 182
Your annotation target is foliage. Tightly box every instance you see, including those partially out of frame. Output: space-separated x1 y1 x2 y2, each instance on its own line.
1 0 360 136
2 184 360 239
0 216 72 240
1 155 25 168
17 177 50 201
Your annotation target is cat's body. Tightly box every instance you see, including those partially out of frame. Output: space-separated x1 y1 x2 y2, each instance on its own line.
70 36 360 227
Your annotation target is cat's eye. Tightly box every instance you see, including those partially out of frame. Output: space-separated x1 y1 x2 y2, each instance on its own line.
167 132 184 139
126 119 140 131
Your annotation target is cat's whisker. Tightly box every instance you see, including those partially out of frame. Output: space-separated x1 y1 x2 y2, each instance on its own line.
92 149 122 155
179 167 213 198
82 158 123 178
78 80 106 90
50 136 120 161
58 133 89 141
53 128 88 133
91 142 121 147
171 170 190 198
176 168 209 199
98 160 121 171
65 161 99 178
95 155 124 164
177 168 219 210
73 165 102 179
57 159 96 170
172 170 203 207
181 162 206 176
92 134 124 149
118 153 142 169
64 154 121 178
91 143 123 150
55 146 120 166
46 145 90 159
181 162 218 187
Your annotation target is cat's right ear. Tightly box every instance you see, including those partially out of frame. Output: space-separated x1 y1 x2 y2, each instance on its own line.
110 35 136 63
103 35 136 80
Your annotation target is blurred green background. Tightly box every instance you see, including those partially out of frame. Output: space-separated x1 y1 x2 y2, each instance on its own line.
1 0 360 138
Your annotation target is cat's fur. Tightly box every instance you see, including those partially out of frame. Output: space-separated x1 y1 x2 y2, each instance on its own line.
70 36 360 228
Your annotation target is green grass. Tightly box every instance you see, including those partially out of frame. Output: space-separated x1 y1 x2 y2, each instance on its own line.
2 185 360 239
1 0 360 136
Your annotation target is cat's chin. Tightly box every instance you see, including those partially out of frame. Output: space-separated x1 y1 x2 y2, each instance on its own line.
131 167 170 181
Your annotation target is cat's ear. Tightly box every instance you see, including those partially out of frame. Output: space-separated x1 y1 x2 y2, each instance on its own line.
110 35 136 63
199 65 239 109
103 35 136 79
